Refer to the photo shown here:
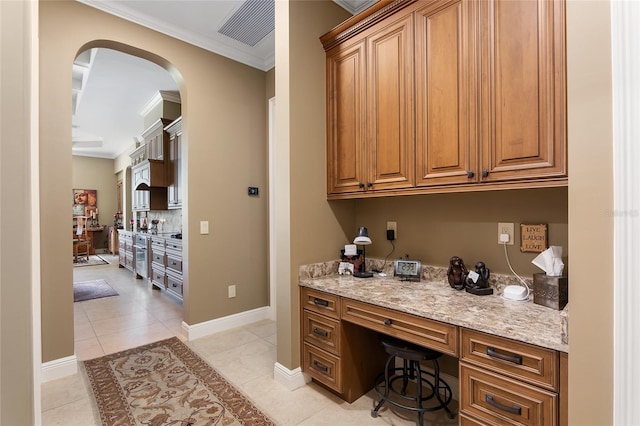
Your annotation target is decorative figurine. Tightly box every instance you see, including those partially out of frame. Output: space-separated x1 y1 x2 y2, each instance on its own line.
465 261 494 296
447 256 468 290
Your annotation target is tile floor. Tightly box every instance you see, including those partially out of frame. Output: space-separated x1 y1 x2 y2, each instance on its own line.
41 254 459 425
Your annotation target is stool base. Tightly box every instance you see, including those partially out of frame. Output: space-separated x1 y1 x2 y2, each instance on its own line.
371 357 455 425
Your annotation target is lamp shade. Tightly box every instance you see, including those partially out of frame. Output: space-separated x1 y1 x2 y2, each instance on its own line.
353 226 372 245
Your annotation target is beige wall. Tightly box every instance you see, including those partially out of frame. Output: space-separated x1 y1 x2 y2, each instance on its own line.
356 188 568 276
0 1 36 423
40 1 268 361
566 0 613 423
72 156 118 249
275 0 352 368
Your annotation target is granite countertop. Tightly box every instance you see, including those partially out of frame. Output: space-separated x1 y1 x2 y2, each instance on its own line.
300 273 568 353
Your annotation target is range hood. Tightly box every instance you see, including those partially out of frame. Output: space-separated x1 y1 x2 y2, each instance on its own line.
132 159 168 190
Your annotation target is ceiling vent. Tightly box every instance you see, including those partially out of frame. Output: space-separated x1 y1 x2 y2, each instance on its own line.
218 0 275 47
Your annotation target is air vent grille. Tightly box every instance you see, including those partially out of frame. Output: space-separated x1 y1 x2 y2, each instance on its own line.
218 0 275 47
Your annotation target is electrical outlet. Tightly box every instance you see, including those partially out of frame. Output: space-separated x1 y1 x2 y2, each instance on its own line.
228 285 236 298
386 221 397 239
497 222 514 245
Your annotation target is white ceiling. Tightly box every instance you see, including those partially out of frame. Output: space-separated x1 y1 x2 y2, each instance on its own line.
72 0 375 159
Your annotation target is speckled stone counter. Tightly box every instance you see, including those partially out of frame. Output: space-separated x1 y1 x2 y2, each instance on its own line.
299 260 569 353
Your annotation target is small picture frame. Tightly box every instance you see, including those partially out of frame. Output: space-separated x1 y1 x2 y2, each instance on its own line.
520 223 548 253
340 248 363 273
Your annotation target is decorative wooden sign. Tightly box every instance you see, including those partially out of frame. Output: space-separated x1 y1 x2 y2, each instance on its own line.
520 224 548 253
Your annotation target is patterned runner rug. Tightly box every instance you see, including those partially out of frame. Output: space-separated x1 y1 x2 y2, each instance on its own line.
83 337 275 426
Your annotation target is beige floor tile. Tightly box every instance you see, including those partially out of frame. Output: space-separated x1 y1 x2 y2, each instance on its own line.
90 310 158 336
41 373 91 412
188 327 260 355
41 396 99 426
97 321 175 355
204 339 276 386
73 320 96 341
239 376 337 425
245 319 277 339
74 338 104 361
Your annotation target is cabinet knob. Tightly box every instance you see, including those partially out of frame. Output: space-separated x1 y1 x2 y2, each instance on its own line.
466 170 475 178
384 319 392 326
482 169 489 178
367 182 373 188
358 182 365 189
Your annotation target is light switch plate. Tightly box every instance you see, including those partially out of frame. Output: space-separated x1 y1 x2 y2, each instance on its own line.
200 221 209 235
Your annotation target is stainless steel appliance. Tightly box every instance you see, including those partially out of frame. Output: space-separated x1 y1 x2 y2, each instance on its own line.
134 234 148 279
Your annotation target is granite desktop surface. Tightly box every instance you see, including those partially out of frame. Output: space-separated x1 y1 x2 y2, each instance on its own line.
299 261 568 354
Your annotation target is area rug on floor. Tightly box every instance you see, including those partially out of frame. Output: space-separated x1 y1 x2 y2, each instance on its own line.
73 254 109 267
73 279 119 302
83 337 275 426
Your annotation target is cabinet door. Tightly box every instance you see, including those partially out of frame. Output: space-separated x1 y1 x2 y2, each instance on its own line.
479 0 566 182
168 131 182 208
415 0 477 187
367 13 415 191
326 39 366 195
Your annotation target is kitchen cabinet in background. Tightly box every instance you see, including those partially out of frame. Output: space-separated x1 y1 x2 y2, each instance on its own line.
118 230 134 273
321 0 567 199
165 117 182 209
108 226 119 255
149 235 183 301
130 119 171 211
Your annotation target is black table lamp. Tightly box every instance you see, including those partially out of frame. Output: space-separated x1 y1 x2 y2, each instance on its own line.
353 226 373 278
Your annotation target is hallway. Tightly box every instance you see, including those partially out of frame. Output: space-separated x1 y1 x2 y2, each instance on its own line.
72 254 183 360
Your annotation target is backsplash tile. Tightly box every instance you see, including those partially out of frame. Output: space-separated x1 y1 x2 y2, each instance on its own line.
299 257 533 293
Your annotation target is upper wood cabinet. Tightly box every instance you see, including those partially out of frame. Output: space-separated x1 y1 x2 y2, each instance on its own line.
479 0 566 182
325 10 414 195
415 0 476 187
321 0 567 199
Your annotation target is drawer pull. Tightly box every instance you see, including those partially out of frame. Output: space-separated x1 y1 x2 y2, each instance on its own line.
313 298 329 307
312 327 328 338
384 319 392 326
312 361 328 372
487 346 523 365
486 395 522 416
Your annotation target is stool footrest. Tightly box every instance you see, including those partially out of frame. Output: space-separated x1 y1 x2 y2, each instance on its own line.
372 337 456 424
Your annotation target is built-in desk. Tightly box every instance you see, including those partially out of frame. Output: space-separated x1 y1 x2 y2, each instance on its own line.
300 272 568 426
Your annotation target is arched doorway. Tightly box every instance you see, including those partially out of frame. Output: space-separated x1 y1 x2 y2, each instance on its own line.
71 43 186 360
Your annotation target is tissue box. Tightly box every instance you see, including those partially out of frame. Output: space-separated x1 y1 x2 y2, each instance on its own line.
533 273 568 310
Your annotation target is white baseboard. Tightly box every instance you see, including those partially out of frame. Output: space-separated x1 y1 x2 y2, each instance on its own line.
273 362 310 391
41 354 78 383
184 305 274 340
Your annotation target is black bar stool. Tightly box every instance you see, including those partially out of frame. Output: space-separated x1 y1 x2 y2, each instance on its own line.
371 336 455 425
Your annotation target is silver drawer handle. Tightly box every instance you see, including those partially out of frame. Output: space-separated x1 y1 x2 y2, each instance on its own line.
313 298 329 307
312 361 328 373
312 327 328 338
487 346 523 365
486 395 521 415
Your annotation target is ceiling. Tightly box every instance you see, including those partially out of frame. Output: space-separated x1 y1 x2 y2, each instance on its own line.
72 0 376 159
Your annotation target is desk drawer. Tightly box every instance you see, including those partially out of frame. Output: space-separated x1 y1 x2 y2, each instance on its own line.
460 364 557 426
303 310 341 356
303 343 341 392
341 298 458 356
461 329 558 391
301 287 340 320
